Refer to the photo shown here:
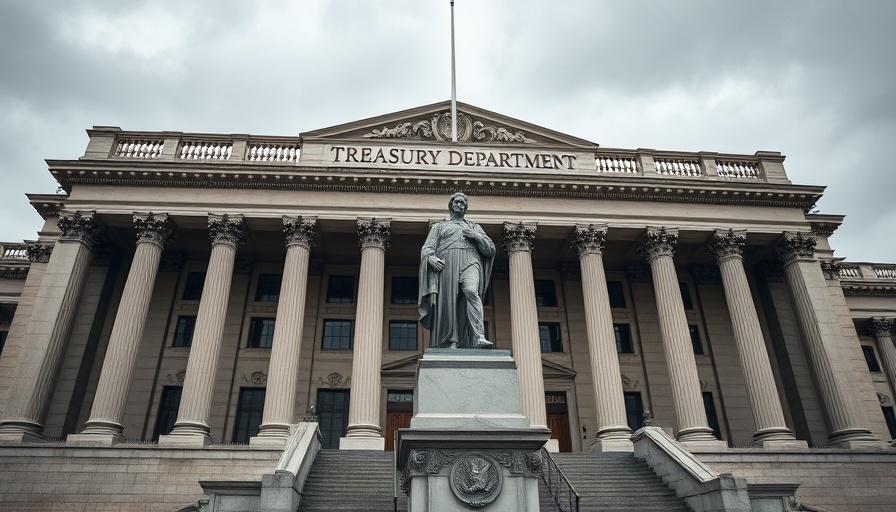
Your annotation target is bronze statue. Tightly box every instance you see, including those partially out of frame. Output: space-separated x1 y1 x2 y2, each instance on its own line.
418 193 495 349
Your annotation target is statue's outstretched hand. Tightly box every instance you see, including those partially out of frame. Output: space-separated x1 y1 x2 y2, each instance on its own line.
428 255 445 271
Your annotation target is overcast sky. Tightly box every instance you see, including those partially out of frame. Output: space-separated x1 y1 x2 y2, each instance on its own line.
1 1 894 262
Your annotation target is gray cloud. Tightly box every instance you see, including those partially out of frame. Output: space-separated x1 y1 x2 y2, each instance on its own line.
1 0 893 261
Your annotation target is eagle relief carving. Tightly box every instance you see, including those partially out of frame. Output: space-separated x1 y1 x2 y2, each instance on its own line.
363 111 535 144
449 454 502 507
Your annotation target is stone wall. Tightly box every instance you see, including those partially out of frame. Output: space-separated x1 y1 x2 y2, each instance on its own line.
0 444 281 512
698 450 896 512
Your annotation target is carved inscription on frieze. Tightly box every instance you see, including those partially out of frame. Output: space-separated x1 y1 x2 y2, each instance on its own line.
329 145 576 170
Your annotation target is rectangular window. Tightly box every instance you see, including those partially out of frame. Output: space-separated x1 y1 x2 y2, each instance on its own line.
232 388 266 444
538 322 563 353
152 386 182 441
391 276 419 305
254 273 282 302
862 346 882 373
679 282 694 310
535 280 558 307
607 281 626 309
623 392 644 432
689 325 704 355
317 389 350 449
389 321 418 351
173 316 196 348
182 272 206 300
248 318 276 348
326 275 354 304
703 392 723 440
322 320 354 350
614 323 633 354
882 406 896 440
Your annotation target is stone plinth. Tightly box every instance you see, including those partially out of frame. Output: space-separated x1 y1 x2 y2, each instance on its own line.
397 349 551 512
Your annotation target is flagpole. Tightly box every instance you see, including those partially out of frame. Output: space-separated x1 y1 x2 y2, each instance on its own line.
450 0 457 142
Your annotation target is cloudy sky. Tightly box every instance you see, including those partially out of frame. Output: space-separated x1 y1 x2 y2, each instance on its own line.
1 1 894 262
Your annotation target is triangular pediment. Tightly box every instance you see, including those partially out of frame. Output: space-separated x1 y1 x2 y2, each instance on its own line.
381 354 423 377
301 100 599 150
542 359 577 380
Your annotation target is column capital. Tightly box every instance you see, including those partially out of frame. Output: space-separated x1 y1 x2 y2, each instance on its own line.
819 259 843 281
707 228 746 263
775 231 817 266
502 222 536 253
636 227 678 261
283 215 318 249
572 223 607 257
208 213 246 248
58 210 100 248
26 242 53 263
868 317 895 337
357 217 391 249
134 212 173 248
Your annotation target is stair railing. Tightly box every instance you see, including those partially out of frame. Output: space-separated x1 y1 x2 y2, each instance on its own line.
393 434 399 512
539 447 580 512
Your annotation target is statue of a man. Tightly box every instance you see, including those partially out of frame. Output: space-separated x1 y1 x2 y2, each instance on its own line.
418 193 495 349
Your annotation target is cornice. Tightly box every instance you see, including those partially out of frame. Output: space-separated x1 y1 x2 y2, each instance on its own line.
840 281 896 297
47 160 824 210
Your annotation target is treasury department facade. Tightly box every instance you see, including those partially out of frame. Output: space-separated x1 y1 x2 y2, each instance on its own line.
1 101 895 511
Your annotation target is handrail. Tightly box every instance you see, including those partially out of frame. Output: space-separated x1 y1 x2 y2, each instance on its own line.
539 447 579 512
393 432 398 512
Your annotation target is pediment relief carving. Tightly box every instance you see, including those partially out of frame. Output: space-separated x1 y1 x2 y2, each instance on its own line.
363 111 536 144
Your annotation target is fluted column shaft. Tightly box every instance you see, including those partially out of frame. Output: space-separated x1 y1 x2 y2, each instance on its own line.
869 318 896 409
0 211 98 442
638 227 716 442
709 229 795 445
777 232 878 446
74 213 171 441
344 218 390 445
573 224 631 446
255 217 316 440
165 214 245 443
503 222 547 430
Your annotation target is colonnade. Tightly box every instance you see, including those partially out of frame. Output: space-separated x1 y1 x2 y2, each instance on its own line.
0 211 886 450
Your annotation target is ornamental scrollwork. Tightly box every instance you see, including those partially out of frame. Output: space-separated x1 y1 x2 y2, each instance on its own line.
363 111 536 144
208 213 247 247
502 222 536 253
819 260 842 281
26 243 53 263
401 449 460 493
571 223 607 256
775 231 816 266
283 216 318 249
357 218 391 249
637 227 678 261
707 228 745 263
134 212 173 247
58 210 100 248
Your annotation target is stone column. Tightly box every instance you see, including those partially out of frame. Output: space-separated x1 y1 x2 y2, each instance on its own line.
503 222 548 431
708 229 804 448
0 211 99 443
69 213 172 445
252 216 317 446
869 318 896 416
341 218 390 450
777 232 882 448
572 224 632 451
160 214 246 447
637 227 720 445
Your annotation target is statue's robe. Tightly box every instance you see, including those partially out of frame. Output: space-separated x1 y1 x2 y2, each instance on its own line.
418 219 495 348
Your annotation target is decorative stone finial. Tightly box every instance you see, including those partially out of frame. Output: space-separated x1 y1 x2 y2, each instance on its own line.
637 227 678 261
283 216 318 249
571 223 607 257
642 410 656 427
502 222 536 253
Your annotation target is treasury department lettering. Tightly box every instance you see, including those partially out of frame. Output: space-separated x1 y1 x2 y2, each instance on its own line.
330 145 576 170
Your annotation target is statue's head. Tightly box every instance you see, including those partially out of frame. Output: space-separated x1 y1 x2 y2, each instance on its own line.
448 192 468 215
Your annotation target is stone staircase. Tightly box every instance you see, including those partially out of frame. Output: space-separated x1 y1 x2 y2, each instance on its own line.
299 450 407 512
539 452 692 512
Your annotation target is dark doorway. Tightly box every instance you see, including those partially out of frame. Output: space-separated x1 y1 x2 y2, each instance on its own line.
546 391 572 452
385 390 414 451
317 389 350 449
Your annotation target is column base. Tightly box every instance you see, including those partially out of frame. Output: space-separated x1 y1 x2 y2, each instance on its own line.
0 420 46 444
676 426 719 443
249 423 291 448
339 436 385 450
66 432 126 446
680 439 729 452
827 428 889 450
157 432 213 448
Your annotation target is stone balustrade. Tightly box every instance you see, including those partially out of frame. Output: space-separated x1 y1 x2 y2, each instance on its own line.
0 243 28 261
839 263 896 280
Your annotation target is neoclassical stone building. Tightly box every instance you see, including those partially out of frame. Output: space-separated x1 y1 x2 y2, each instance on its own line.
0 101 895 510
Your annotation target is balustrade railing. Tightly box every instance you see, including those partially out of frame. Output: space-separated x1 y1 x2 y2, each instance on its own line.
838 264 861 278
717 160 759 179
539 448 579 512
1 243 28 261
596 155 639 174
654 158 702 177
873 266 896 279
247 143 299 162
178 140 233 160
114 139 164 159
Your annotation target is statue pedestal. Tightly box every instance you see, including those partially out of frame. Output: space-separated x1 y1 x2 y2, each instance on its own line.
397 349 551 511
